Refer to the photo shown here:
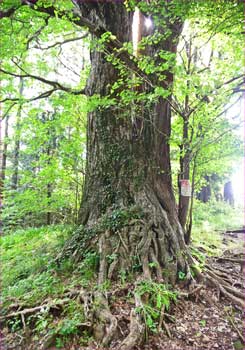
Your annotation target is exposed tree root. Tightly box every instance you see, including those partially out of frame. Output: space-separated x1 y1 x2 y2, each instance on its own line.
158 305 172 337
94 292 118 346
119 292 145 350
0 298 71 322
3 208 245 350
204 266 245 310
2 269 244 350
217 257 244 264
206 275 244 309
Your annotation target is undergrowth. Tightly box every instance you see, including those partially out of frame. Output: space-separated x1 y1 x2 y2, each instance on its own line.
1 200 243 347
0 225 100 348
135 280 177 335
191 200 243 256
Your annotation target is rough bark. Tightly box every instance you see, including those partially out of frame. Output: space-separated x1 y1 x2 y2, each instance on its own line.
58 3 195 348
72 2 191 282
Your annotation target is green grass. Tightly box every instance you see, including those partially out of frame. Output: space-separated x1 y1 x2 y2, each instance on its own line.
192 200 244 255
0 225 74 308
193 199 244 232
0 225 98 347
0 224 100 313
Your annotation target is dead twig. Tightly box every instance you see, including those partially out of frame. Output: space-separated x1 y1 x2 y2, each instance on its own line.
224 310 244 344
0 298 71 322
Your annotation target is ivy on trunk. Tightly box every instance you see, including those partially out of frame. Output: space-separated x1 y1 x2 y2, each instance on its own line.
70 1 193 285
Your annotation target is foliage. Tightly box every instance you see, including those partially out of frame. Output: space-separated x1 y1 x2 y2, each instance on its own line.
0 1 243 348
191 199 244 255
2 94 86 229
171 16 243 216
135 280 177 334
0 226 71 307
0 0 243 234
0 224 100 345
193 199 244 232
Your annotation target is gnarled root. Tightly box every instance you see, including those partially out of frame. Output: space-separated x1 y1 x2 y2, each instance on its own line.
201 261 245 309
79 290 117 347
205 271 245 309
119 292 145 350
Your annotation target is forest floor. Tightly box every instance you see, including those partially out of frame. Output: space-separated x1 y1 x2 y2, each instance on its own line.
140 239 245 350
1 230 244 350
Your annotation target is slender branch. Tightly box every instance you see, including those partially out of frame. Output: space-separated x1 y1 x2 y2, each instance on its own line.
187 75 244 117
36 34 88 50
0 89 57 104
0 68 85 96
0 103 17 120
192 120 244 157
26 17 50 49
0 6 19 19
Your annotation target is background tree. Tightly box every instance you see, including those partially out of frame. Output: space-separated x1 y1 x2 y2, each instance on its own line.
2 95 86 229
171 17 244 241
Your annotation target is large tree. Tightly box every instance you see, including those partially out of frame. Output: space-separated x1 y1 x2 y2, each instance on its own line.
0 0 244 347
76 1 190 282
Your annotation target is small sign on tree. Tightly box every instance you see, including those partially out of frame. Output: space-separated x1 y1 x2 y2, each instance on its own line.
180 179 191 197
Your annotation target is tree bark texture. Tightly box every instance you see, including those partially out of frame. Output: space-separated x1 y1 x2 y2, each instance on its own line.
71 1 192 284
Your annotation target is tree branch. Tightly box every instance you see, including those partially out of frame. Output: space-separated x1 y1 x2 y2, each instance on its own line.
35 34 88 50
26 16 50 49
0 68 85 96
0 103 17 120
0 89 58 104
0 6 19 19
187 74 244 117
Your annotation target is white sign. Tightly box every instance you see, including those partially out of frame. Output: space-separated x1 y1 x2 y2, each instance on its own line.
180 179 191 197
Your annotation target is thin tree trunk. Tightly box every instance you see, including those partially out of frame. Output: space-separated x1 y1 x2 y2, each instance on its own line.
197 175 211 202
178 121 191 233
178 37 192 235
0 115 10 234
11 78 24 190
186 153 198 244
1 114 9 182
224 181 234 206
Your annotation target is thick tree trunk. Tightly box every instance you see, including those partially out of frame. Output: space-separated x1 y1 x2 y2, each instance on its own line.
72 2 191 286
66 7 195 345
